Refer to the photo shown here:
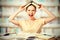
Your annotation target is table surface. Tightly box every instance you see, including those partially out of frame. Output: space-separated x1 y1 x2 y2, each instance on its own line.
0 33 54 40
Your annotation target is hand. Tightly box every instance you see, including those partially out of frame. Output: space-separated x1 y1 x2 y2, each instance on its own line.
38 4 45 9
19 5 26 11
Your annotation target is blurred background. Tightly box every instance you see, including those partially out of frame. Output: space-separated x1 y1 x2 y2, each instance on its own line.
0 0 60 38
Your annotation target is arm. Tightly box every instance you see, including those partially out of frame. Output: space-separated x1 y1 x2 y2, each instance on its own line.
9 6 25 26
39 4 56 24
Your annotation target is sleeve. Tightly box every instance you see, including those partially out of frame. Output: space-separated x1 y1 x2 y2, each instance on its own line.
38 18 45 25
41 18 45 25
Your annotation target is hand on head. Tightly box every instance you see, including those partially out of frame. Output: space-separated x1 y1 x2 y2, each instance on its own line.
19 3 32 11
38 4 44 9
19 5 26 11
19 1 44 11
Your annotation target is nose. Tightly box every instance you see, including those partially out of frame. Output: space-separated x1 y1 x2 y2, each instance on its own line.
29 11 33 14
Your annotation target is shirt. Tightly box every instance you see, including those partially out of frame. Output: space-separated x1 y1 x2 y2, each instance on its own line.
19 18 45 33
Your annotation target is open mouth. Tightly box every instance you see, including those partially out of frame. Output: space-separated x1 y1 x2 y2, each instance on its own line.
29 14 33 16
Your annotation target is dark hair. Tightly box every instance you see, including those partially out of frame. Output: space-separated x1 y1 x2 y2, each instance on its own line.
26 4 36 11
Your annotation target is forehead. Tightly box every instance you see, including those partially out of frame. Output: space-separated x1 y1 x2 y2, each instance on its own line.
27 5 36 10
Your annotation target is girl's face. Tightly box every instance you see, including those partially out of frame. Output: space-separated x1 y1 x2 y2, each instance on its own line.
26 5 36 17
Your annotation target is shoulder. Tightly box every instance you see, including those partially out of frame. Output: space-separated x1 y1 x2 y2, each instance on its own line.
37 18 45 25
18 20 26 23
37 18 44 22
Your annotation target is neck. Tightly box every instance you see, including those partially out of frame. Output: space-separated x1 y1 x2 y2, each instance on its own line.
29 16 36 21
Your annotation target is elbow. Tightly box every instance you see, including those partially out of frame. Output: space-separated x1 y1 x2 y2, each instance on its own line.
9 18 13 22
54 16 56 19
9 19 12 22
52 16 56 20
9 17 14 22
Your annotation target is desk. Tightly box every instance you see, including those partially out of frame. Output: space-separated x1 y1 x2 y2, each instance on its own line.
0 33 55 40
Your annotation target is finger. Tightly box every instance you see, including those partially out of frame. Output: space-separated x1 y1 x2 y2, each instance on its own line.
38 4 41 8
